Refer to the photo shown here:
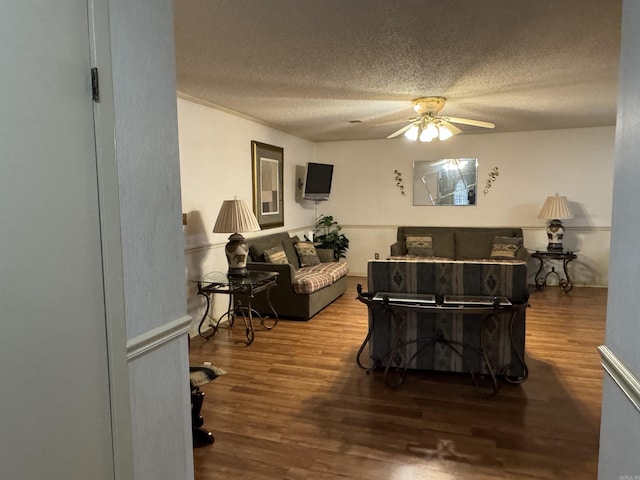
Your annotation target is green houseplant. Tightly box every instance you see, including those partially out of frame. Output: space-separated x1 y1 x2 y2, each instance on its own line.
313 215 349 260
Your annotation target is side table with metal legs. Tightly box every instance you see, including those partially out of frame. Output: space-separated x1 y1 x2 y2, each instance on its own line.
530 250 578 293
194 270 279 345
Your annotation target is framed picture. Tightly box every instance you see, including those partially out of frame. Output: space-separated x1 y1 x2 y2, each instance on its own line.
251 141 284 229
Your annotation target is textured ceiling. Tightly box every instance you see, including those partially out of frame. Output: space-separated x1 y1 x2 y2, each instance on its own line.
173 0 622 142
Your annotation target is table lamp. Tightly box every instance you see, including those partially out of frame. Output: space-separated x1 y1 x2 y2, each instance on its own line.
537 193 573 252
212 199 261 276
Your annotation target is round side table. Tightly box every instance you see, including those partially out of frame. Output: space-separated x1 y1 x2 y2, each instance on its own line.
529 249 579 293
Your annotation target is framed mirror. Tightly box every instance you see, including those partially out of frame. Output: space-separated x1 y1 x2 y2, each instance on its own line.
413 158 478 206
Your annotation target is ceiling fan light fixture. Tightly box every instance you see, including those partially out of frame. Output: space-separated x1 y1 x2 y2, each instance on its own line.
404 124 420 141
419 129 433 142
388 96 493 142
412 96 447 115
438 124 454 141
418 122 438 142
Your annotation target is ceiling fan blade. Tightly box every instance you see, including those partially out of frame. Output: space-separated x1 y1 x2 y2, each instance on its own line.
387 122 416 139
444 116 495 129
439 120 462 136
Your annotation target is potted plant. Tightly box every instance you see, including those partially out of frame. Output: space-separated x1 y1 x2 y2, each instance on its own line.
313 215 349 260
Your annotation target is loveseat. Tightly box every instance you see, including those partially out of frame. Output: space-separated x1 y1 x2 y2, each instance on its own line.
362 226 530 382
246 232 348 320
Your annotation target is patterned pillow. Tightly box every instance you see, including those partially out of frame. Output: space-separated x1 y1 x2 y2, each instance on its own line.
189 364 227 388
264 244 288 264
294 241 321 267
405 235 434 257
490 236 523 259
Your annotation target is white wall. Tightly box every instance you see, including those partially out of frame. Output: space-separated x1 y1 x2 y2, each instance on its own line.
598 0 640 477
316 127 615 285
177 96 318 332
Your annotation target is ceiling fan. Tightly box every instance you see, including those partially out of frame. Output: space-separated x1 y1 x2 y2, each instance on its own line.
387 97 495 142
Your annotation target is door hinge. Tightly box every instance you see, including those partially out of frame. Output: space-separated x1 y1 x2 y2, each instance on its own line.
91 67 100 102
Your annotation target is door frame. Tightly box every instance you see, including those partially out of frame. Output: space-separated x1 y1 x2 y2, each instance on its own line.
88 1 134 477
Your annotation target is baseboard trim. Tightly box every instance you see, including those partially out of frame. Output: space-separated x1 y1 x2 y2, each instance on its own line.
598 345 640 412
126 315 192 361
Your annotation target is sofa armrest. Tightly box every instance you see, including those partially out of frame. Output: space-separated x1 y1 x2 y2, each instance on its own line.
390 241 405 256
316 248 334 263
247 262 296 286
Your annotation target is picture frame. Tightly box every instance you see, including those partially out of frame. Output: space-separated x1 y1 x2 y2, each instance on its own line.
251 141 284 229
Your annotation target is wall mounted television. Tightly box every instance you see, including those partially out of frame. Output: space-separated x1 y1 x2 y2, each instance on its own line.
303 162 334 201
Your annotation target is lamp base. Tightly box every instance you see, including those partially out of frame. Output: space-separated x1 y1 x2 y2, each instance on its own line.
227 267 248 277
546 219 565 252
546 243 564 252
225 233 249 277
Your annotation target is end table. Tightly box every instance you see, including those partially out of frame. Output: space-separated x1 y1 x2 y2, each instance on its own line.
193 270 279 345
530 249 579 293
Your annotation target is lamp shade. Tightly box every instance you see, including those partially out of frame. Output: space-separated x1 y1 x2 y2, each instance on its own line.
537 194 573 220
212 199 261 234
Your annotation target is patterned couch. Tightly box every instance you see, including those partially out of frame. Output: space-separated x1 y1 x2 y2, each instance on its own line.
365 227 529 380
246 232 348 320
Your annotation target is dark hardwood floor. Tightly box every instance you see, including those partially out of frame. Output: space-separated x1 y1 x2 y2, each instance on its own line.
189 276 607 479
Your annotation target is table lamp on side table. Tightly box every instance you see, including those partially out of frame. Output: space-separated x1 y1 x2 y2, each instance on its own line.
213 198 261 277
537 193 573 252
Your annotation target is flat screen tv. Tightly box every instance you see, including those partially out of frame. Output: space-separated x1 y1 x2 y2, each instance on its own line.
303 162 334 201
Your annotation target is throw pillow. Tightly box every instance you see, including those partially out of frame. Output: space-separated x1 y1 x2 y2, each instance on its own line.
294 241 321 267
264 244 289 264
405 235 434 257
189 364 227 388
490 236 523 259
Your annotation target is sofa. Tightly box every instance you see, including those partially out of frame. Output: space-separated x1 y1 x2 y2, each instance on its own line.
390 226 528 261
362 226 529 383
245 231 348 320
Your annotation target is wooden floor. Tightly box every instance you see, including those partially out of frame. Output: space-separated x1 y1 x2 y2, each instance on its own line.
189 277 607 479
